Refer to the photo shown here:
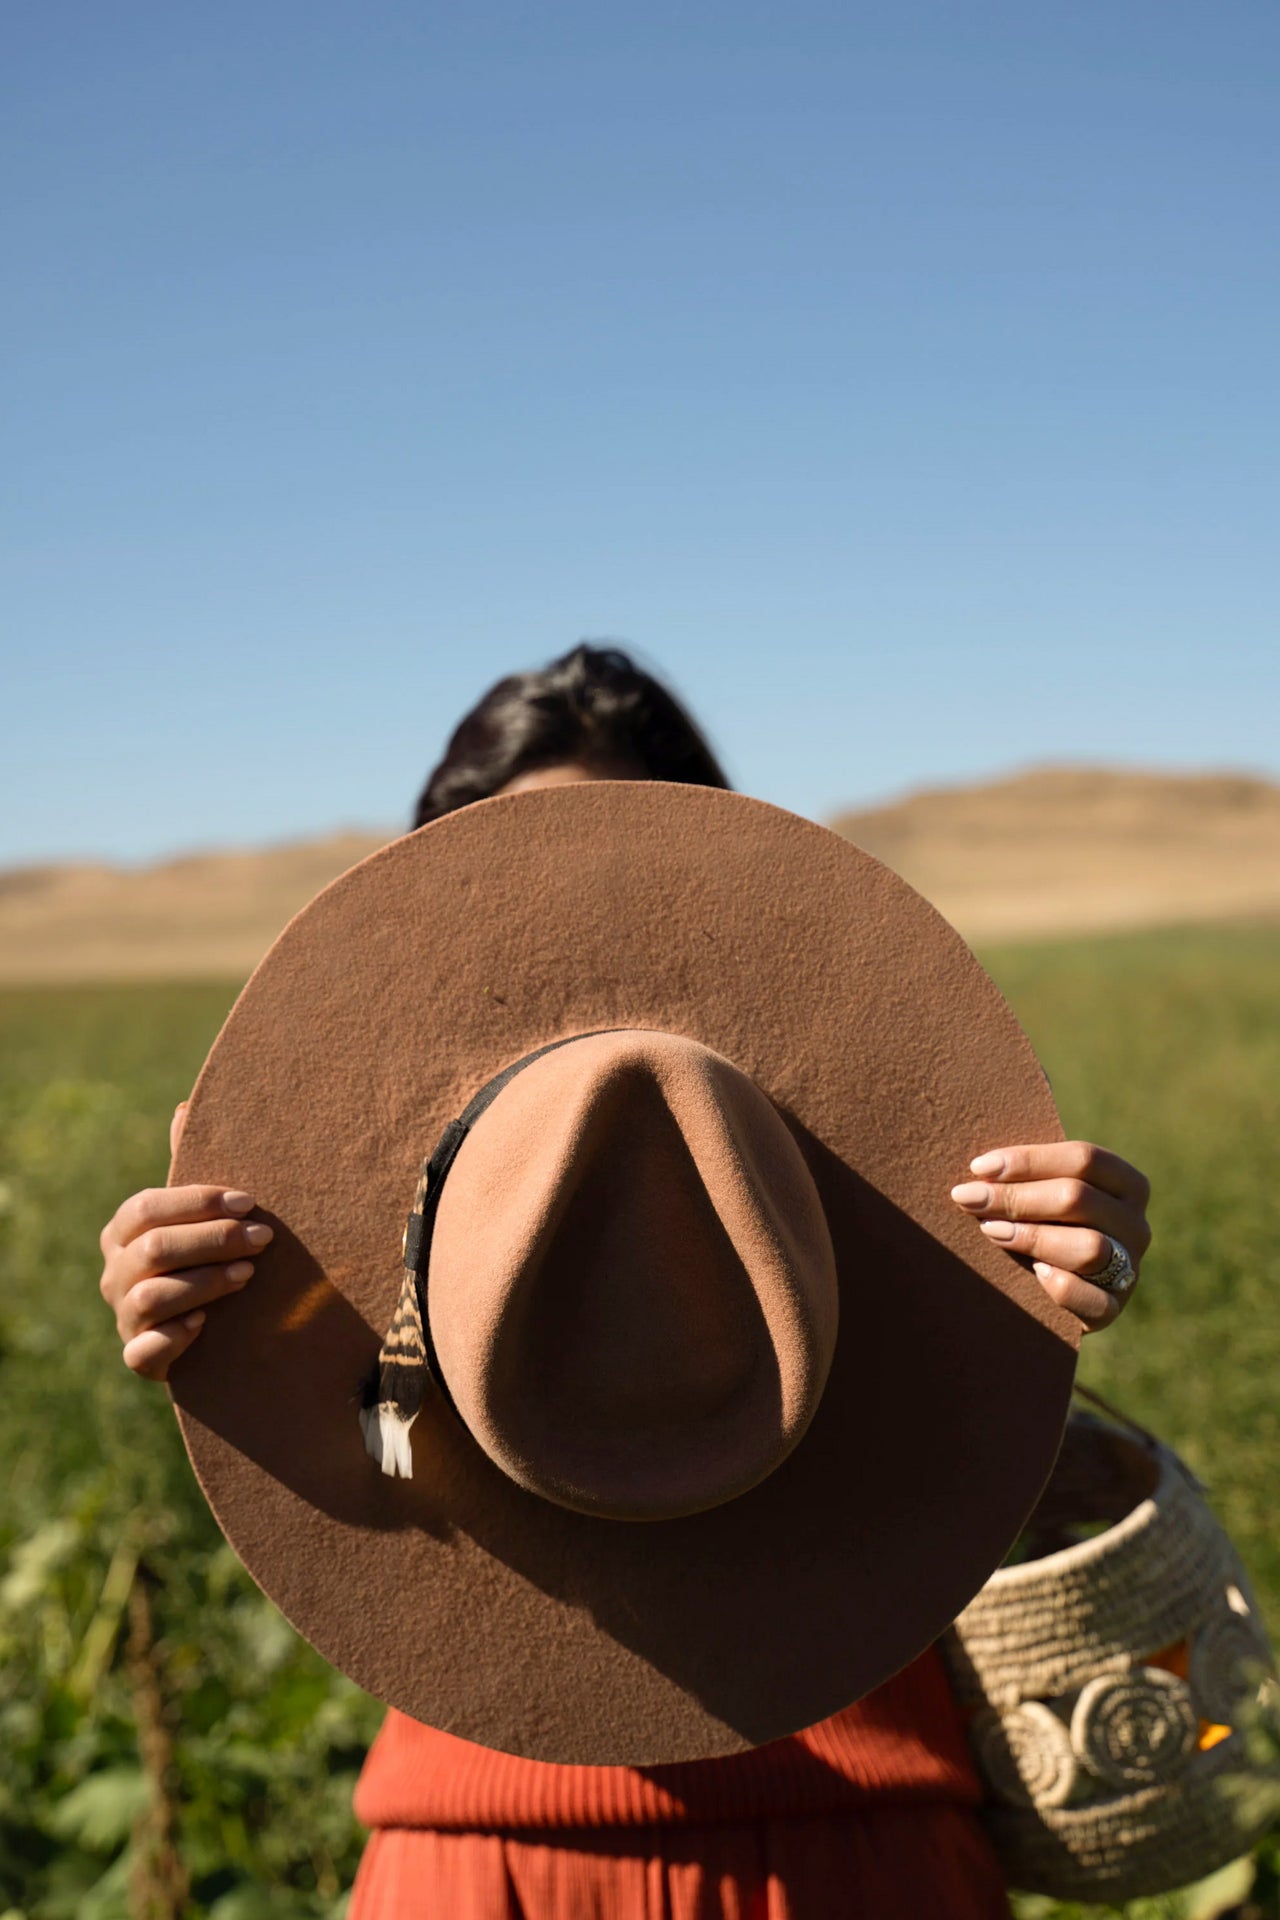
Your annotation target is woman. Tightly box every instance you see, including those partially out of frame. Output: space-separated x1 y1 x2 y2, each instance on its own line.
99 645 1152 1918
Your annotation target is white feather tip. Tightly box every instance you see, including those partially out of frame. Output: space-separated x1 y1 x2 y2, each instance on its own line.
360 1402 416 1479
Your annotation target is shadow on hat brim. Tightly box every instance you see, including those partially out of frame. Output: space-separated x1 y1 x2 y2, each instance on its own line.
171 781 1078 1765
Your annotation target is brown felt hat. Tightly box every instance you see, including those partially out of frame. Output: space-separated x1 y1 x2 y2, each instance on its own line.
170 782 1079 1766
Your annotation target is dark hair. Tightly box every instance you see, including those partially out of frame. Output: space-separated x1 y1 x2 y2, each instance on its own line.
412 644 730 827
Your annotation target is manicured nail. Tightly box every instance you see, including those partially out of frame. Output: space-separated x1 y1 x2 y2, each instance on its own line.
223 1191 254 1215
184 1310 206 1330
1032 1262 1053 1280
969 1152 1006 1179
980 1219 1017 1242
951 1182 991 1209
243 1222 273 1249
226 1260 254 1284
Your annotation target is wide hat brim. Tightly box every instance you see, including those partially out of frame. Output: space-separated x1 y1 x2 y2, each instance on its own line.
170 783 1078 1765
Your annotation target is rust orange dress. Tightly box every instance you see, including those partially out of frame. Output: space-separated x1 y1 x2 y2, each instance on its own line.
349 1646 1009 1919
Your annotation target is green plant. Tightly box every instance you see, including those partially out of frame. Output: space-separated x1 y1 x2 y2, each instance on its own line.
0 988 380 1917
0 928 1277 1915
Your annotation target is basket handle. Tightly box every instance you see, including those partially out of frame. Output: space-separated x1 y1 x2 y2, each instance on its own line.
1070 1379 1163 1451
1071 1380 1207 1492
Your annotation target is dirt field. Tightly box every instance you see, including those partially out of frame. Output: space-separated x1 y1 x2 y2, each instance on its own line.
3 768 1278 983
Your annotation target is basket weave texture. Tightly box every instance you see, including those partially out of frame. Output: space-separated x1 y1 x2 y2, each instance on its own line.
941 1411 1277 1903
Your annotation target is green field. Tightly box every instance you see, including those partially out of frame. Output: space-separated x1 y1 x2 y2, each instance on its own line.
1 927 1277 1917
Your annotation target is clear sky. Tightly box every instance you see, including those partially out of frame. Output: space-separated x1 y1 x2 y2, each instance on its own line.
4 1 1277 865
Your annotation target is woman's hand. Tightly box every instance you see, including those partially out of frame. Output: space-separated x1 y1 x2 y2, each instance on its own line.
98 1101 272 1380
951 1141 1151 1333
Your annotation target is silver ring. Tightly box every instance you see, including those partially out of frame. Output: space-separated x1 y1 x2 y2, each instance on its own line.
1091 1236 1137 1298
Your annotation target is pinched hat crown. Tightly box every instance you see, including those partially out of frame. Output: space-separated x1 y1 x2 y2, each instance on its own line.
362 1030 840 1520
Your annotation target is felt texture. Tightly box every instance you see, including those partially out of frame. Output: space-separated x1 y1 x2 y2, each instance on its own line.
427 1029 839 1519
169 782 1078 1766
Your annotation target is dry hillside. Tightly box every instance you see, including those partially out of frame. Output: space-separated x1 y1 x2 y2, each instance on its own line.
0 832 386 985
2 768 1278 984
833 767 1280 942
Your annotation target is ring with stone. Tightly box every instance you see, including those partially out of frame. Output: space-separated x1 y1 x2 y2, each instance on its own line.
1091 1236 1137 1298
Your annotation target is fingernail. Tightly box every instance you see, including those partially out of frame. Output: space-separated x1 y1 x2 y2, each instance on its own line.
226 1260 254 1284
969 1152 1006 1178
980 1219 1017 1242
223 1191 254 1215
951 1182 991 1209
1032 1262 1053 1280
243 1222 273 1249
184 1310 206 1330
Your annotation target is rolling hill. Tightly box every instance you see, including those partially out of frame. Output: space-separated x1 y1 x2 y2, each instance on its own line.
3 768 1278 983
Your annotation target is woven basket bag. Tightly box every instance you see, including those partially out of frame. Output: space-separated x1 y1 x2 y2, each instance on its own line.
941 1392 1278 1903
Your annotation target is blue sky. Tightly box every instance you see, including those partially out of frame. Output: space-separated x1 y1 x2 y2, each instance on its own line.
4 1 1277 864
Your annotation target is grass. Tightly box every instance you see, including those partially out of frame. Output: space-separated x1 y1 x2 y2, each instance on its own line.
0 926 1277 1916
985 923 1280 1623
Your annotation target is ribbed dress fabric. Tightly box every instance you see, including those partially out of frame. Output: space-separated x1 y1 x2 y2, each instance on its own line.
350 1648 1009 1918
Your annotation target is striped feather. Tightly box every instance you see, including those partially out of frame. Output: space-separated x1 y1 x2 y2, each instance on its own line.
360 1162 433 1478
